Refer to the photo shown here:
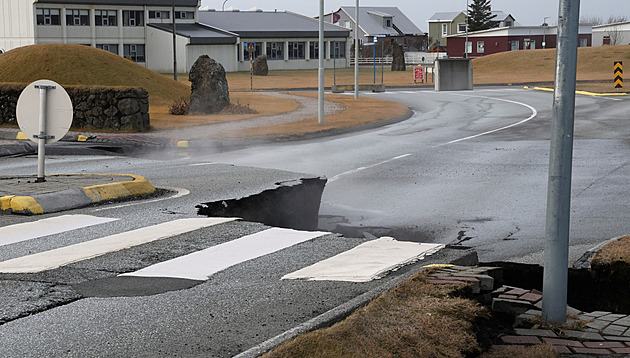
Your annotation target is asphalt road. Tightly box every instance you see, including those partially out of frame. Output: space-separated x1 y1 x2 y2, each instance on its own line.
1 86 628 356
189 87 630 265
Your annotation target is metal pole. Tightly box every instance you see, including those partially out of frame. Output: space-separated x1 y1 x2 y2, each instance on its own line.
373 40 376 84
318 0 324 124
542 0 581 325
354 0 359 99
35 86 52 183
464 0 469 58
381 41 383 84
172 0 177 81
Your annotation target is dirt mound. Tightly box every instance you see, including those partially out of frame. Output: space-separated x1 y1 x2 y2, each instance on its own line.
0 44 188 104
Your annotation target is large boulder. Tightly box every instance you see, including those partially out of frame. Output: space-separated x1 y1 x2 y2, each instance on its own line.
391 41 406 71
253 55 269 76
189 55 229 114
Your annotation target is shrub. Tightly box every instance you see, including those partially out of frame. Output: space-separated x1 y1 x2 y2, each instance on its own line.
169 97 189 115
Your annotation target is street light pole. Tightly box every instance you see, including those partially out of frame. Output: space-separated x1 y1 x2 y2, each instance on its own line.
464 0 469 58
542 16 550 49
542 0 581 325
354 0 359 99
318 0 324 124
172 0 177 81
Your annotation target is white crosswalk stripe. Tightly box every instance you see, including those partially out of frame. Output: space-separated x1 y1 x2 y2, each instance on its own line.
120 227 330 280
0 217 237 273
283 237 444 282
0 215 118 247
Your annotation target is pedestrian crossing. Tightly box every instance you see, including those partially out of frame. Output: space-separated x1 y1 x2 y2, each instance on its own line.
0 214 444 283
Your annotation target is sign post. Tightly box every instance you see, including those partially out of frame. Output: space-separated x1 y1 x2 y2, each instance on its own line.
414 66 424 84
614 61 623 88
246 42 256 90
17 80 73 183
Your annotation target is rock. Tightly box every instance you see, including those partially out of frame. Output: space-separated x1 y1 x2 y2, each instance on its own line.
117 98 140 116
253 55 269 76
189 55 230 114
391 41 406 71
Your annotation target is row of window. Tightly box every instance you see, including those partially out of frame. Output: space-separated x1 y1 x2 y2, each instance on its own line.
96 44 145 62
243 41 346 61
36 8 193 26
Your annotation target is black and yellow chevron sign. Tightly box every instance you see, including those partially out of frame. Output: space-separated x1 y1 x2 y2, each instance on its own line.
614 61 623 88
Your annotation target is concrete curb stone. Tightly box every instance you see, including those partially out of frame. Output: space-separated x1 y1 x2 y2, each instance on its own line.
0 174 156 215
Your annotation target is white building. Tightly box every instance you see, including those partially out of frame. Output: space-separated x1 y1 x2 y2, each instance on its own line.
592 21 630 46
0 0 350 73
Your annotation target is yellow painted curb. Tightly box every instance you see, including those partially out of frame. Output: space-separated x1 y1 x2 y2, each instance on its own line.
82 174 156 202
177 141 189 148
423 264 455 268
78 135 89 142
527 86 628 96
0 195 44 214
16 132 28 140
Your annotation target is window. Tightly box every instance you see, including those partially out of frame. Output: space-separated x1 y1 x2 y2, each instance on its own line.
36 8 61 25
123 11 144 26
95 10 117 26
309 41 326 59
477 41 484 53
579 38 588 47
344 21 351 28
505 21 512 27
465 41 472 54
523 39 535 50
384 18 392 28
442 23 448 37
66 9 89 26
331 41 345 58
288 42 305 60
266 42 284 60
242 42 262 61
509 40 519 51
175 11 194 19
148 11 170 19
603 35 611 45
458 23 467 33
123 44 145 62
96 44 119 54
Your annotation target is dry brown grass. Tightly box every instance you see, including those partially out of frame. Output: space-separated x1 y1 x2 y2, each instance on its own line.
214 92 409 139
480 344 558 358
472 45 630 92
592 236 630 264
263 272 485 358
150 92 300 130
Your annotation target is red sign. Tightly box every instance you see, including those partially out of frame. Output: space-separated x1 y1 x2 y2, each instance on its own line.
333 13 341 23
414 66 424 81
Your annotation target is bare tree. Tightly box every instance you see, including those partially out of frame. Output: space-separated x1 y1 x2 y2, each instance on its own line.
606 15 628 24
580 15 602 25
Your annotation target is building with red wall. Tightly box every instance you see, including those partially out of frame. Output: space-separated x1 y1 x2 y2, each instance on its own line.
446 25 592 58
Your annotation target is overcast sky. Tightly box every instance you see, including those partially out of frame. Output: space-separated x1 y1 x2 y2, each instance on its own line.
200 0 630 30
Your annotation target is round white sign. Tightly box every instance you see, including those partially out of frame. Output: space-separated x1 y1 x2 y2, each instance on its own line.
16 79 73 145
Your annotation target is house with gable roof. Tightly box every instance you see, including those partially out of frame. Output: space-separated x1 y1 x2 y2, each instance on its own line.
323 6 426 51
427 10 516 50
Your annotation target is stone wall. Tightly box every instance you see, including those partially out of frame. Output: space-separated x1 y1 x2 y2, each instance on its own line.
0 84 150 131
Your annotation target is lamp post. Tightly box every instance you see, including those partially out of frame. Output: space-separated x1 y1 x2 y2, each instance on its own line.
222 0 228 11
543 16 550 49
464 0 469 58
172 0 177 81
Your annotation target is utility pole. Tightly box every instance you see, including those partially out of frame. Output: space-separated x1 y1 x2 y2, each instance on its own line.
318 0 324 124
542 0 581 325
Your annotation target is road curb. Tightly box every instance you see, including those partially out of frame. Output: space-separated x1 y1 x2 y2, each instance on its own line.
0 174 156 215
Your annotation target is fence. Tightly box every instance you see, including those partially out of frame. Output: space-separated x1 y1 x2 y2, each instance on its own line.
350 52 448 66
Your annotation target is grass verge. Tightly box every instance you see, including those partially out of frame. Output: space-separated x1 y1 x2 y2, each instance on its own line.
213 92 409 139
592 235 630 265
262 270 559 358
262 271 484 358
